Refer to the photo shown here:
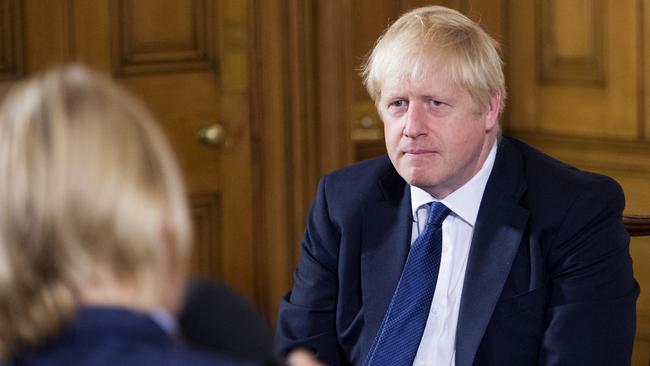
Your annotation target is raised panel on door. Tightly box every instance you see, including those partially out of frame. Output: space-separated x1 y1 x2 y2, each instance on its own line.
509 0 638 139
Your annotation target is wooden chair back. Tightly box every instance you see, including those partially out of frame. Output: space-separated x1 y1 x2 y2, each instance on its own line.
623 215 650 237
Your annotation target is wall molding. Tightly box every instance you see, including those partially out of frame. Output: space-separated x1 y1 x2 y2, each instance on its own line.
61 0 76 60
249 0 320 323
508 129 650 177
536 0 605 85
190 192 223 279
0 0 24 81
250 0 352 323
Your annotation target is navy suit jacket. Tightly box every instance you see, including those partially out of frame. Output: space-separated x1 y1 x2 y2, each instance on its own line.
6 307 258 366
276 137 639 366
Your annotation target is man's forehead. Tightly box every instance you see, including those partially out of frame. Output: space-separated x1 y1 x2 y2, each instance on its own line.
379 62 460 96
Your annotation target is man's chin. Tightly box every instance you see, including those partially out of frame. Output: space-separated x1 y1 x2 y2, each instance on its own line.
403 176 440 190
401 173 453 198
397 163 434 183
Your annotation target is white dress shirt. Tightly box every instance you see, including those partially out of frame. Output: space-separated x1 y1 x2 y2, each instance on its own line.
410 142 497 366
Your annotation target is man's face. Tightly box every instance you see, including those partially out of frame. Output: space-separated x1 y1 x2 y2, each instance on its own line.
378 60 499 199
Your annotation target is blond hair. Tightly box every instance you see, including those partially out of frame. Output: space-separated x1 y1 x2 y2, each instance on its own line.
0 65 191 358
362 5 506 115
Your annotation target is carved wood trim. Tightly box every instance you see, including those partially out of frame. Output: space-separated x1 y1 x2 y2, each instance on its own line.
0 0 24 81
624 215 650 237
189 192 223 279
508 130 650 177
639 0 646 141
536 0 605 85
249 0 325 323
61 0 76 59
110 0 216 76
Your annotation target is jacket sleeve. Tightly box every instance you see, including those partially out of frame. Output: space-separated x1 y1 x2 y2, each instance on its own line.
276 176 343 366
538 176 639 365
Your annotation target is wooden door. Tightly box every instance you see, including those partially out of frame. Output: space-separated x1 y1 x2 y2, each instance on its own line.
0 0 257 301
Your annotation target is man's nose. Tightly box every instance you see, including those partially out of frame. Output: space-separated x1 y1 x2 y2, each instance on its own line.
403 103 427 138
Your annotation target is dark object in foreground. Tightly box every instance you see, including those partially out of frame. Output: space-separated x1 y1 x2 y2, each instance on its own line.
179 278 277 365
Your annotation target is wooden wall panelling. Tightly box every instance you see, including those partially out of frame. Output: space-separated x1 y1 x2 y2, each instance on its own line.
250 0 290 324
512 132 650 177
1 1 76 95
538 0 605 84
70 0 111 71
250 0 286 322
350 0 398 104
288 0 319 258
507 0 536 131
249 0 323 323
56 0 77 61
251 0 412 324
0 0 24 82
509 0 639 139
644 0 650 140
24 1 77 72
190 193 223 278
316 0 354 173
401 0 465 12
348 0 398 161
209 0 255 302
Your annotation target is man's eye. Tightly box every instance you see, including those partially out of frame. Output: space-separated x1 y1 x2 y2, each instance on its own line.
390 100 407 108
430 100 444 107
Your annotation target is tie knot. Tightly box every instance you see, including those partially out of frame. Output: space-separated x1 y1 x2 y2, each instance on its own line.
426 201 450 228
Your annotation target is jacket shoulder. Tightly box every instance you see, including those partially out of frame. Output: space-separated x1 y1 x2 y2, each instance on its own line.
506 137 623 196
502 137 625 222
324 155 393 184
318 155 404 207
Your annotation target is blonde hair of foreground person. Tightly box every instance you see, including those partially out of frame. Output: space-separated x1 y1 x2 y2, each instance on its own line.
361 5 506 117
0 65 192 359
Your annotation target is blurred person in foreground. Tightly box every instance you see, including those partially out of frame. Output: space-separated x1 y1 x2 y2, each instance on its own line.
276 5 638 366
0 66 322 366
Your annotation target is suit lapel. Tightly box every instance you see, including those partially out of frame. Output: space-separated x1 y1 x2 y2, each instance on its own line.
360 169 412 351
455 139 529 366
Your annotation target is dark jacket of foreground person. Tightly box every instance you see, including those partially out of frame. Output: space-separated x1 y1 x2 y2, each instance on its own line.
5 307 258 366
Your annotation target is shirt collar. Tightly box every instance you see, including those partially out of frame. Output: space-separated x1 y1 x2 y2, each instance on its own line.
149 308 179 336
410 141 497 226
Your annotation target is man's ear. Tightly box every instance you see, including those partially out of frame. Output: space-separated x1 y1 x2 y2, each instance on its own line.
484 91 501 132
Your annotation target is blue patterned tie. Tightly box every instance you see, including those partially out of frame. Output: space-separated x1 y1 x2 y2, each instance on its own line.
363 201 451 366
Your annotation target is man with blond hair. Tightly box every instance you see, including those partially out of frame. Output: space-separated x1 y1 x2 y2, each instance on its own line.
277 5 638 366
